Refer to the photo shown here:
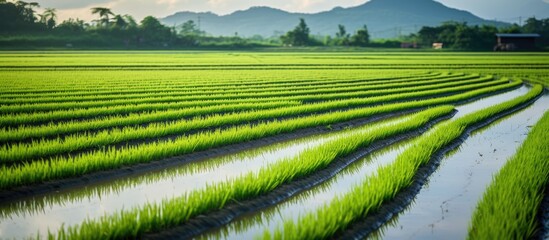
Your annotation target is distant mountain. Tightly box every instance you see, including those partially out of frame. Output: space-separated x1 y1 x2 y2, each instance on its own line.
161 0 509 39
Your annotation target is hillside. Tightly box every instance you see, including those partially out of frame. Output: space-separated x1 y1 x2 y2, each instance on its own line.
161 0 509 39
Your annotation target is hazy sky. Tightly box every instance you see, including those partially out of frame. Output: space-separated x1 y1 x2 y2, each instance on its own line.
33 0 549 23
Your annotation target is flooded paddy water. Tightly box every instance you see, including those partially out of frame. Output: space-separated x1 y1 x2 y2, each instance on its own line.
0 111 406 238
0 85 535 239
197 137 415 239
371 92 549 239
191 86 536 239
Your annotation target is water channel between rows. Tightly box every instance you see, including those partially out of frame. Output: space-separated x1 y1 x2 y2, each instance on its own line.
195 85 538 239
0 107 407 239
0 85 530 239
371 91 549 239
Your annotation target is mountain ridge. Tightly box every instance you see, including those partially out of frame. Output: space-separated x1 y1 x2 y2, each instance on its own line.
161 0 509 39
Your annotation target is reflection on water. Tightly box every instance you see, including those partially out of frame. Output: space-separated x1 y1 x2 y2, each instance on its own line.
453 85 529 118
198 137 415 240
0 112 404 239
369 93 549 240
0 85 527 239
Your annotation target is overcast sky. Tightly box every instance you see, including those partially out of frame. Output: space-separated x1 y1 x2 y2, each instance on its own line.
33 0 549 24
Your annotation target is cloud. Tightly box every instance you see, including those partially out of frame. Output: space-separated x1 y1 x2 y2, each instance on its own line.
37 0 112 9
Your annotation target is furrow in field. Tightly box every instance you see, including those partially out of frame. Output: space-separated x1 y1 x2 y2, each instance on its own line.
164 84 534 239
195 137 416 240
0 111 413 239
0 73 485 114
0 74 488 127
0 79 517 166
0 72 447 104
0 71 434 95
367 89 549 239
39 106 455 239
468 93 549 239
0 79 522 189
258 85 543 240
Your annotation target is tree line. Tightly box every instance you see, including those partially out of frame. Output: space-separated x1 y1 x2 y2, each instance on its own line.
0 0 547 50
413 19 549 50
0 1 369 49
0 0 264 48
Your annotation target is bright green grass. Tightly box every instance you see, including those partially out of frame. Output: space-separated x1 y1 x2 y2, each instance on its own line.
0 72 446 103
0 80 520 189
0 74 489 114
49 106 454 239
0 51 547 239
0 75 496 162
468 109 549 239
262 84 544 240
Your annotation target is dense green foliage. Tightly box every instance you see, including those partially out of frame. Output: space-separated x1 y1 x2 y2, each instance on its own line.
281 18 314 46
1 1 548 49
415 19 549 50
468 110 549 239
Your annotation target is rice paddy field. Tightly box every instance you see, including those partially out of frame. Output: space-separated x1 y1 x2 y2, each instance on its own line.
0 51 549 239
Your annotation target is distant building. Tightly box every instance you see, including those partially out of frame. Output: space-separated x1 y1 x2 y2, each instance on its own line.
494 33 540 51
432 43 443 49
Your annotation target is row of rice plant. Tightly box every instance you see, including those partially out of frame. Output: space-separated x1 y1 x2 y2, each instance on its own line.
0 75 487 142
0 74 489 114
0 79 521 185
0 75 494 128
0 100 301 127
261 84 544 240
0 72 447 104
49 106 455 239
0 76 508 163
0 69 430 94
0 101 299 140
468 110 549 239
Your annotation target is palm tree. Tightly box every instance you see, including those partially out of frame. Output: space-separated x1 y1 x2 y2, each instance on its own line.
123 14 137 28
91 7 114 27
42 8 56 29
16 1 40 22
112 14 127 29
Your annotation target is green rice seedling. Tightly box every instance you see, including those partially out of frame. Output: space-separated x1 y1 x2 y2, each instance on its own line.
0 72 451 105
0 101 301 142
261 84 543 240
0 100 301 127
48 106 455 239
524 77 549 87
0 79 522 187
0 74 489 114
0 75 498 162
0 69 432 96
468 110 549 239
0 74 503 130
